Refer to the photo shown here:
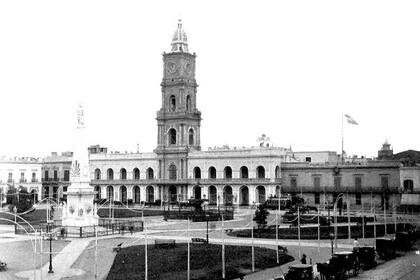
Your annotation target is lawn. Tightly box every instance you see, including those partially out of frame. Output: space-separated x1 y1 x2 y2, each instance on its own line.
97 208 164 218
107 243 294 280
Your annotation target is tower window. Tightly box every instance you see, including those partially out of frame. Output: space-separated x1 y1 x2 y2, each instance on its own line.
170 95 176 111
169 164 177 180
169 128 177 145
186 95 191 111
188 128 194 145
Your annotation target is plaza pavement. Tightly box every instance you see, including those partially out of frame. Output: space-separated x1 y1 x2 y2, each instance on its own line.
2 209 419 280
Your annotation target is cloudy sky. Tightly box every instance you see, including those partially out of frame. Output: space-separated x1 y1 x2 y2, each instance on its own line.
0 1 419 158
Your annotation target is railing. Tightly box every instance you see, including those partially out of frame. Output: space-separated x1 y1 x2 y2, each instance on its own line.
91 177 273 185
15 218 144 238
281 185 400 194
19 179 27 183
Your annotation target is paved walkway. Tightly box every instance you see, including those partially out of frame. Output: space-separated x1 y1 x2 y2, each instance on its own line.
15 239 90 280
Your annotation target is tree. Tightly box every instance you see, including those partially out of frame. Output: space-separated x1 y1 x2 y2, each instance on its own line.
253 204 269 229
7 186 33 213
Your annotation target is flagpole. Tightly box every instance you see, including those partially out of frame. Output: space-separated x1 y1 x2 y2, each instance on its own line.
341 113 344 164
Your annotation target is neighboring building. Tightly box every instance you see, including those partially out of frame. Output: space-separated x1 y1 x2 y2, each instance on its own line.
0 156 42 204
281 160 401 210
41 152 72 202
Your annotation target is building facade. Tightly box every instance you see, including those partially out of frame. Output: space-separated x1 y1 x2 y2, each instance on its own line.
39 21 419 211
0 156 42 204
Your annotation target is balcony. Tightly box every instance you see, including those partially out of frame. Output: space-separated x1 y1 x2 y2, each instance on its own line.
280 185 400 194
90 177 274 186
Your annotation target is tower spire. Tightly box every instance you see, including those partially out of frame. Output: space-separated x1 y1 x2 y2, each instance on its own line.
171 19 189 53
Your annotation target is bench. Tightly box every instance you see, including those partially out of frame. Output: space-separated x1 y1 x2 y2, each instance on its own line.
277 245 288 254
154 239 176 249
191 238 207 243
113 243 123 252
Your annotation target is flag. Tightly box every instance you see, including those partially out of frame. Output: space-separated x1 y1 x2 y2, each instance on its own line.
345 114 358 125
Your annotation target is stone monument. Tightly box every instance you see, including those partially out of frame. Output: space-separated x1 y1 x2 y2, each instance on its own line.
62 105 98 227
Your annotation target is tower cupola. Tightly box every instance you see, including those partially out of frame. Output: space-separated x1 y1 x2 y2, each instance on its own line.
171 19 189 53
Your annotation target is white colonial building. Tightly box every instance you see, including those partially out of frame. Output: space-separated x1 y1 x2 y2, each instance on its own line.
39 21 420 212
0 156 42 205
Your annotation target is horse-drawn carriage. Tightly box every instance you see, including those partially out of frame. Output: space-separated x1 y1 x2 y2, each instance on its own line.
376 237 397 259
317 251 359 280
284 264 317 280
353 246 376 269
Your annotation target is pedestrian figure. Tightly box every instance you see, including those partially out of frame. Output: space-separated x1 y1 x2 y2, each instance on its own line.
300 254 307 264
353 237 360 248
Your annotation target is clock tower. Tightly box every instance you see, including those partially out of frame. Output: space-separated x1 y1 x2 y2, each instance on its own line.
155 20 201 192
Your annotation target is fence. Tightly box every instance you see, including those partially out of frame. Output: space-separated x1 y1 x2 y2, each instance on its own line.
15 217 144 238
164 209 234 222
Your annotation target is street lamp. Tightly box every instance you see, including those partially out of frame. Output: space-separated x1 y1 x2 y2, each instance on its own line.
47 221 55 274
334 193 345 249
329 232 335 256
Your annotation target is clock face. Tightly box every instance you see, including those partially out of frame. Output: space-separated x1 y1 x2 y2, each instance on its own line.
167 62 178 74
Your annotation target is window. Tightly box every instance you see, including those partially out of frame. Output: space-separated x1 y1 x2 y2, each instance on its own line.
44 170 48 180
170 95 176 111
256 166 265 179
305 157 311 163
314 193 320 204
169 128 177 145
355 176 362 190
193 167 201 179
94 169 101 180
188 128 194 145
186 95 191 111
275 166 280 179
224 166 232 179
107 169 114 180
169 164 177 180
53 170 58 180
290 177 297 188
120 168 127 180
334 176 341 189
64 170 70 181
313 176 321 190
20 172 25 182
133 168 140 180
240 166 249 179
32 172 36 182
208 167 216 179
381 176 389 190
355 193 362 205
146 168 154 180
403 179 414 193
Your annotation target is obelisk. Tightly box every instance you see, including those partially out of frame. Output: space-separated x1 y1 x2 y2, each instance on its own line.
62 105 98 227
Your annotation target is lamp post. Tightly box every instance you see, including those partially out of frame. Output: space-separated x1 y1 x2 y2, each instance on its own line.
334 193 345 249
330 232 335 256
47 221 54 274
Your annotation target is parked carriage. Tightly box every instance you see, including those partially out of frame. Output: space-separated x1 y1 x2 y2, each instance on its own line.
317 251 359 280
395 231 414 251
376 237 397 259
284 264 316 280
353 246 376 269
